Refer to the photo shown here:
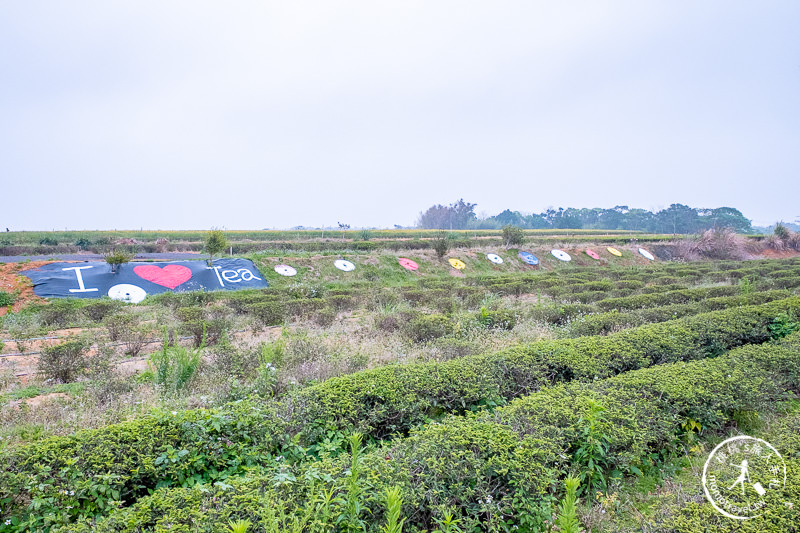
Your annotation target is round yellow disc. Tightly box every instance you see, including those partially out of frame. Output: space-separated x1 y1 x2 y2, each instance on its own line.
607 247 622 257
448 258 466 270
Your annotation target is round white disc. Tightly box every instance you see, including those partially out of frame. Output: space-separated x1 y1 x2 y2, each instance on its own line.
107 284 147 304
486 253 503 264
551 249 572 262
638 248 655 260
274 264 297 276
334 259 355 272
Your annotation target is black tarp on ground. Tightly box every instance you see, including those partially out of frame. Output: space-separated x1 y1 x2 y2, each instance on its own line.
21 258 268 301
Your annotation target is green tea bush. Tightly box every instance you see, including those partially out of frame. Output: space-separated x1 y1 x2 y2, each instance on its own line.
285 298 326 317
246 301 287 327
81 299 122 322
311 307 337 327
404 314 454 342
176 306 230 347
90 334 800 533
103 312 138 342
6 299 800 531
37 338 90 383
39 299 84 328
294 298 800 443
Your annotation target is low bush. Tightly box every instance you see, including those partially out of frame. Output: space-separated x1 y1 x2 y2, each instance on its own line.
81 299 122 322
38 299 84 328
246 301 287 327
404 314 454 342
176 306 230 347
103 313 137 342
37 338 90 383
6 299 800 530
60 333 800 533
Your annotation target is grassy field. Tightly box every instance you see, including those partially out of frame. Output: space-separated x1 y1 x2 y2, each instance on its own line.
1 251 799 532
0 229 689 257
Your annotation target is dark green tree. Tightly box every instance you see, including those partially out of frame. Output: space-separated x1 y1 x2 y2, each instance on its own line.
205 228 229 266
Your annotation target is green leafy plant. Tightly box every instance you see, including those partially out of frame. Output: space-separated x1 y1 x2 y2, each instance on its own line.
104 248 134 273
573 399 610 496
555 476 581 533
381 487 406 533
432 513 463 533
149 329 203 391
359 229 373 241
37 338 90 383
769 312 800 339
0 290 15 307
431 230 450 259
501 224 525 247
205 228 229 266
738 276 754 295
228 519 252 533
335 433 371 532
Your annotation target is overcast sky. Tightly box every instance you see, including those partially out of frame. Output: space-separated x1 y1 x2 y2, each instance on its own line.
2 2 798 230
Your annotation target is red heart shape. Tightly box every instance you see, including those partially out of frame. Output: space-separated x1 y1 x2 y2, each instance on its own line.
133 264 192 289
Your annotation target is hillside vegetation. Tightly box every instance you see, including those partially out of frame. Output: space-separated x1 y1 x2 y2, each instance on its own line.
1 252 799 532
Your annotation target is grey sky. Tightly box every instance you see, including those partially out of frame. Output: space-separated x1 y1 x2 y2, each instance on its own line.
2 2 798 230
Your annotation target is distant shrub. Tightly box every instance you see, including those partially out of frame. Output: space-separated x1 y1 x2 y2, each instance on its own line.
312 307 337 327
405 313 454 342
204 228 229 266
176 306 230 347
431 230 450 259
104 249 134 273
247 301 287 327
359 229 372 241
38 338 90 383
82 298 122 322
38 298 83 327
74 237 92 250
502 224 525 247
104 312 139 341
38 236 58 246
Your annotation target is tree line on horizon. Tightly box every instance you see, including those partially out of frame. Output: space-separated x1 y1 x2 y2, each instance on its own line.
417 199 754 234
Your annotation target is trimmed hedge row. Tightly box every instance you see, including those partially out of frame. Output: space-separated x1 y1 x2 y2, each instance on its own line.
293 297 800 443
569 289 793 336
3 299 799 530
55 333 800 532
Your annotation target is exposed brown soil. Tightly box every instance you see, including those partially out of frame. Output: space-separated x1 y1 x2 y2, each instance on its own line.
0 261 52 315
760 249 800 259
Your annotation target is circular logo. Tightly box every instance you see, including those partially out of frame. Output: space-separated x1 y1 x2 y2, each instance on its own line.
486 253 503 264
108 284 147 304
334 259 355 272
518 251 539 265
448 258 466 270
550 249 571 262
274 264 297 277
702 435 787 519
398 258 419 271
